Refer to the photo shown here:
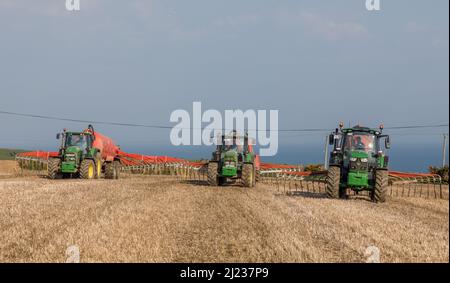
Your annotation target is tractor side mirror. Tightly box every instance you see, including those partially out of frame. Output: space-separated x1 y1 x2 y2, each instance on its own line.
56 133 61 140
385 136 391 149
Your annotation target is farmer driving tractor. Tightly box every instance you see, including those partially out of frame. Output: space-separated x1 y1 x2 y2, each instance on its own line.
350 135 375 152
354 136 366 150
224 132 243 152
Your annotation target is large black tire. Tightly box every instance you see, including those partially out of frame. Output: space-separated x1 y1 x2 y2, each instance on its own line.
114 161 121 179
242 163 254 188
80 159 95 179
47 158 61 179
207 162 219 186
105 162 117 179
372 170 388 203
326 166 341 199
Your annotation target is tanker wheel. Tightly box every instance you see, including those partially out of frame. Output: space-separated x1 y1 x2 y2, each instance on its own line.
48 158 62 179
80 159 95 180
326 166 341 199
207 162 219 186
114 161 121 179
372 170 388 203
105 162 117 179
242 163 254 188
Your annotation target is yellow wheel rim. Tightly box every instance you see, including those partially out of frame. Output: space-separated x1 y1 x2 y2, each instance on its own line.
97 161 101 177
88 164 94 179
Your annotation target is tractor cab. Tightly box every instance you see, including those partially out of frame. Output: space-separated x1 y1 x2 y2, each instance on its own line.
57 125 96 154
214 132 248 176
63 132 91 152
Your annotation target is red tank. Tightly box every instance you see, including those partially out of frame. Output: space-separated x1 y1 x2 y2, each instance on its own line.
83 126 120 162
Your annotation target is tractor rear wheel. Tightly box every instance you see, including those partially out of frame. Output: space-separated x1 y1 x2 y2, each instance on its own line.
48 158 62 179
326 166 341 199
372 170 388 203
207 162 219 186
105 162 118 179
242 163 254 188
80 159 95 179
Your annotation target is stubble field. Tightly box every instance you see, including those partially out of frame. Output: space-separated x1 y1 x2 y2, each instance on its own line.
0 161 448 263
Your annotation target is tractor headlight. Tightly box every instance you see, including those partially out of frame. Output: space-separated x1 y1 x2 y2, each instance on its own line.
360 158 368 163
350 157 357 162
65 153 76 161
225 161 236 167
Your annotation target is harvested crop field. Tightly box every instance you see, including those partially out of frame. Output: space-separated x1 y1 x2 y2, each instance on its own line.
0 162 448 263
0 161 16 178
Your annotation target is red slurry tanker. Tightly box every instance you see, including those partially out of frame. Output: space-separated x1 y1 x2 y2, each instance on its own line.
47 125 121 179
91 130 121 162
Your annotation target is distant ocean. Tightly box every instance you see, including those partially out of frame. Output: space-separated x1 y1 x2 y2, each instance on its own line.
125 143 449 173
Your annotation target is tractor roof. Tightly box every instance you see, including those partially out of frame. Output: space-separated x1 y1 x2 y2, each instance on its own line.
222 131 247 139
64 131 92 135
342 125 381 135
223 134 245 139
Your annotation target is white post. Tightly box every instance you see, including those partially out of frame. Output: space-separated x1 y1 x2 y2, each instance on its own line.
324 135 329 170
442 134 448 167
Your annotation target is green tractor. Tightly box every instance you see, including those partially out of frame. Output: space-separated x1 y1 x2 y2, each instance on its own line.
207 131 260 187
48 125 121 180
327 123 391 202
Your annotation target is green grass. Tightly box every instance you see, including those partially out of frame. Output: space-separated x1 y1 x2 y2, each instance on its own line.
0 148 28 160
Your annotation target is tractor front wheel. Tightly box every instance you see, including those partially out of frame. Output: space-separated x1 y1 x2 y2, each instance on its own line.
47 158 62 179
80 159 96 179
207 162 219 186
326 166 341 199
242 163 254 188
372 170 388 203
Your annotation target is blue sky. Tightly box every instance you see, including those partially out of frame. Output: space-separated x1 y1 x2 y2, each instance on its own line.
0 0 448 153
